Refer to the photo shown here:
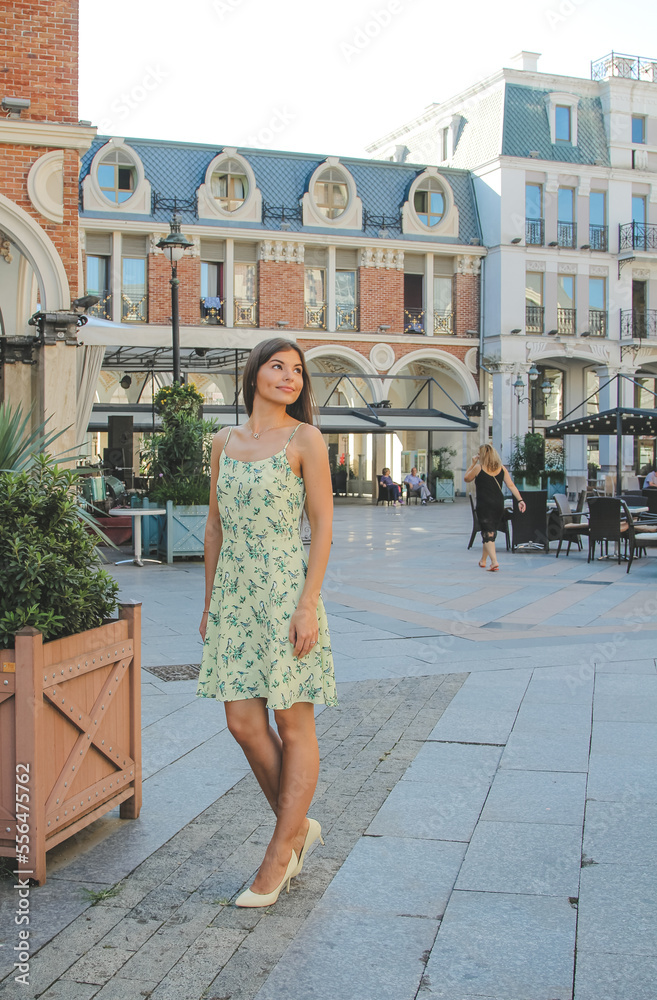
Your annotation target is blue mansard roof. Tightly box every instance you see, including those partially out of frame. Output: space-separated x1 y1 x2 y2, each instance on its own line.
501 84 609 164
79 137 481 245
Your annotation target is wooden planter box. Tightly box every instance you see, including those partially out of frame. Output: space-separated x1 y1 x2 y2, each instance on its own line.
0 602 142 885
158 502 208 563
435 479 455 502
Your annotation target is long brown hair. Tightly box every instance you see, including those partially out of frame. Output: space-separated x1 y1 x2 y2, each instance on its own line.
241 338 317 425
479 444 502 472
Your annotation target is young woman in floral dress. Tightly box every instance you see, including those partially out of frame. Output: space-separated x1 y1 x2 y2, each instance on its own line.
197 338 337 907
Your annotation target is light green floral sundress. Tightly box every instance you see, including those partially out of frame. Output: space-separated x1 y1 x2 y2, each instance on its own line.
196 425 338 710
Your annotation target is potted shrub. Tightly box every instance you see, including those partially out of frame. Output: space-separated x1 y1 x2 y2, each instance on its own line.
509 436 527 490
429 446 457 501
0 453 142 885
542 440 566 499
142 382 217 562
523 432 544 489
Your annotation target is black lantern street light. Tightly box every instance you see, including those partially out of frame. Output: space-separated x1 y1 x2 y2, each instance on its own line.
514 364 553 433
156 212 194 385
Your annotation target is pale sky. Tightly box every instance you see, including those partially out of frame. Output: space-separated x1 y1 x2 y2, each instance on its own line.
79 0 657 158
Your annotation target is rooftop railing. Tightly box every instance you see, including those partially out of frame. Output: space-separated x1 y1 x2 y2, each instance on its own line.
591 52 657 82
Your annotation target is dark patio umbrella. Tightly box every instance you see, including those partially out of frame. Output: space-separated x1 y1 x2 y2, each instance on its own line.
546 406 657 489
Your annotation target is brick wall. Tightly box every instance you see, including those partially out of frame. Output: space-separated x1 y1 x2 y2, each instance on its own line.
0 144 81 294
359 268 404 334
0 1 79 123
453 272 479 337
147 254 201 325
258 261 305 329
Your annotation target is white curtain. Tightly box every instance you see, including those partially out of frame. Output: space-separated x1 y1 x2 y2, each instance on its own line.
76 345 105 446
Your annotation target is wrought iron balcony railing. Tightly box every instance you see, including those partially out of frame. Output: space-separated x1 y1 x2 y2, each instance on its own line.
588 309 608 338
121 293 147 323
304 303 326 330
525 305 544 334
525 218 545 246
557 221 577 248
88 293 112 320
404 307 425 334
557 307 576 335
591 52 657 83
620 222 657 252
433 309 454 335
234 298 258 327
589 225 608 252
336 305 358 331
200 297 225 325
621 309 657 339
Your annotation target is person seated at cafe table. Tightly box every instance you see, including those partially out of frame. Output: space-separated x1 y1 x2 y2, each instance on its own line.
380 468 403 505
404 467 435 504
643 467 657 488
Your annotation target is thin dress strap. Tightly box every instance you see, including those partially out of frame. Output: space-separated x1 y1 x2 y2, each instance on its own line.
283 424 301 452
220 426 233 457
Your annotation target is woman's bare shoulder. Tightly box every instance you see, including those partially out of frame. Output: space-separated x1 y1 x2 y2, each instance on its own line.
295 422 324 448
212 426 231 448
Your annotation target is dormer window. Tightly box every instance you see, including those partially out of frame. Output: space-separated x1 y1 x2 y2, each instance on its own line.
413 177 445 227
555 106 571 143
314 168 349 219
98 149 137 203
210 158 249 212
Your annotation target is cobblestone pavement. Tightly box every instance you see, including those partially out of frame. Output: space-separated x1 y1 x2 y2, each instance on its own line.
1 500 657 1000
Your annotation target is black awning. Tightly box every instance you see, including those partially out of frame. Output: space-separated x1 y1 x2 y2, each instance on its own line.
546 406 657 438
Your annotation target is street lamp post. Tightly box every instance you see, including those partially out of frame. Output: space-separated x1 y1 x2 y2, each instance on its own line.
514 364 553 433
156 212 194 385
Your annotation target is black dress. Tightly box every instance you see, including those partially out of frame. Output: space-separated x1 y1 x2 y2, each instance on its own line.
475 468 505 542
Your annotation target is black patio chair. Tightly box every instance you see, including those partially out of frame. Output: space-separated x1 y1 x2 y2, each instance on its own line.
552 493 589 558
587 497 636 573
405 482 422 505
467 495 510 551
376 475 395 506
510 490 549 553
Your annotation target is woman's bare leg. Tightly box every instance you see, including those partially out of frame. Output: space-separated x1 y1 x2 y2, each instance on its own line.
249 702 319 894
224 699 282 813
483 537 498 567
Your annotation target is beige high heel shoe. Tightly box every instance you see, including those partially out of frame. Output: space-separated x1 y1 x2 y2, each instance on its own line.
291 818 324 878
235 850 298 908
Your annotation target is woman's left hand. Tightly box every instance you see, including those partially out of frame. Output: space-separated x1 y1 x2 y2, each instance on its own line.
518 500 527 513
289 604 319 658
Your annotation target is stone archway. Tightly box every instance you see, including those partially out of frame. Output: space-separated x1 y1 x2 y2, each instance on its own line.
0 193 70 310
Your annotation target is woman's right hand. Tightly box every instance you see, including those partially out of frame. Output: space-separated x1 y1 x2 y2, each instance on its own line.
199 611 209 641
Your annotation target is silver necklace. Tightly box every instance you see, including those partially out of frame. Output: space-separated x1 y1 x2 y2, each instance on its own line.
249 423 286 440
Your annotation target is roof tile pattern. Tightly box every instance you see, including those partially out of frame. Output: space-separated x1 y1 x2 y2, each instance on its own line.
502 84 609 164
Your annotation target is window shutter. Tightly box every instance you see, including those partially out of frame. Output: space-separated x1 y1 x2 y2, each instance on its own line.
404 253 425 274
234 242 257 263
433 255 454 276
336 248 358 269
200 239 225 262
85 232 112 255
305 247 328 267
122 234 149 257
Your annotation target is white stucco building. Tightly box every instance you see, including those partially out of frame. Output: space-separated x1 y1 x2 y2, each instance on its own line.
368 50 657 481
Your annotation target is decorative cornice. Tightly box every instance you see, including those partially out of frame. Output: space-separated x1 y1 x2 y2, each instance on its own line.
590 264 608 276
360 247 404 269
259 240 305 264
526 260 546 271
0 120 96 151
558 262 578 273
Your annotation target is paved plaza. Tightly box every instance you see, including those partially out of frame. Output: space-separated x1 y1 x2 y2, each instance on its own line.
1 498 657 1000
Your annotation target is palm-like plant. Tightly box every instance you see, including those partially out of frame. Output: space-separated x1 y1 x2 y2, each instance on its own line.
0 401 72 471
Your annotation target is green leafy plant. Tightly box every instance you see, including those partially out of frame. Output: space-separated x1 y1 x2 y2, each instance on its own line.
509 436 526 479
0 401 73 472
0 457 119 648
143 385 217 506
588 461 600 481
523 432 544 486
542 440 565 484
428 446 456 491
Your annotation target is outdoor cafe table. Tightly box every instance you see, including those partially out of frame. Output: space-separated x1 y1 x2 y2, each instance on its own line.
108 507 166 566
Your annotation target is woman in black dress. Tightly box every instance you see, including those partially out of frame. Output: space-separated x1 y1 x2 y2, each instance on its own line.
464 445 526 571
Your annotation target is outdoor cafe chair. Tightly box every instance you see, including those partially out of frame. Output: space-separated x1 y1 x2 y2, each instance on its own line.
587 497 636 573
376 475 395 506
405 482 422 505
467 495 510 551
552 493 589 558
510 490 549 553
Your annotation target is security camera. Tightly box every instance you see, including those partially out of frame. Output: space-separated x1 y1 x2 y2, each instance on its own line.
2 97 31 118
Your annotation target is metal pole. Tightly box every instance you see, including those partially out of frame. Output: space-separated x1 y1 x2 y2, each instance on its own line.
234 349 239 426
616 406 622 494
531 382 535 434
171 262 180 385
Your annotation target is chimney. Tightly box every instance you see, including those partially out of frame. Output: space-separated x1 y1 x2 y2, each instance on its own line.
511 51 541 72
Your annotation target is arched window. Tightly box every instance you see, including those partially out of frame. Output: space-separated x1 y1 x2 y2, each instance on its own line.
314 167 349 219
97 148 138 204
413 176 445 228
210 158 249 212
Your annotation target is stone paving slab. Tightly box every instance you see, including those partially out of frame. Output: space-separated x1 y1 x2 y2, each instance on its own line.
577 862 657 957
573 952 657 1000
587 752 657 802
421 891 577 1000
583 800 657 864
480 769 587 826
